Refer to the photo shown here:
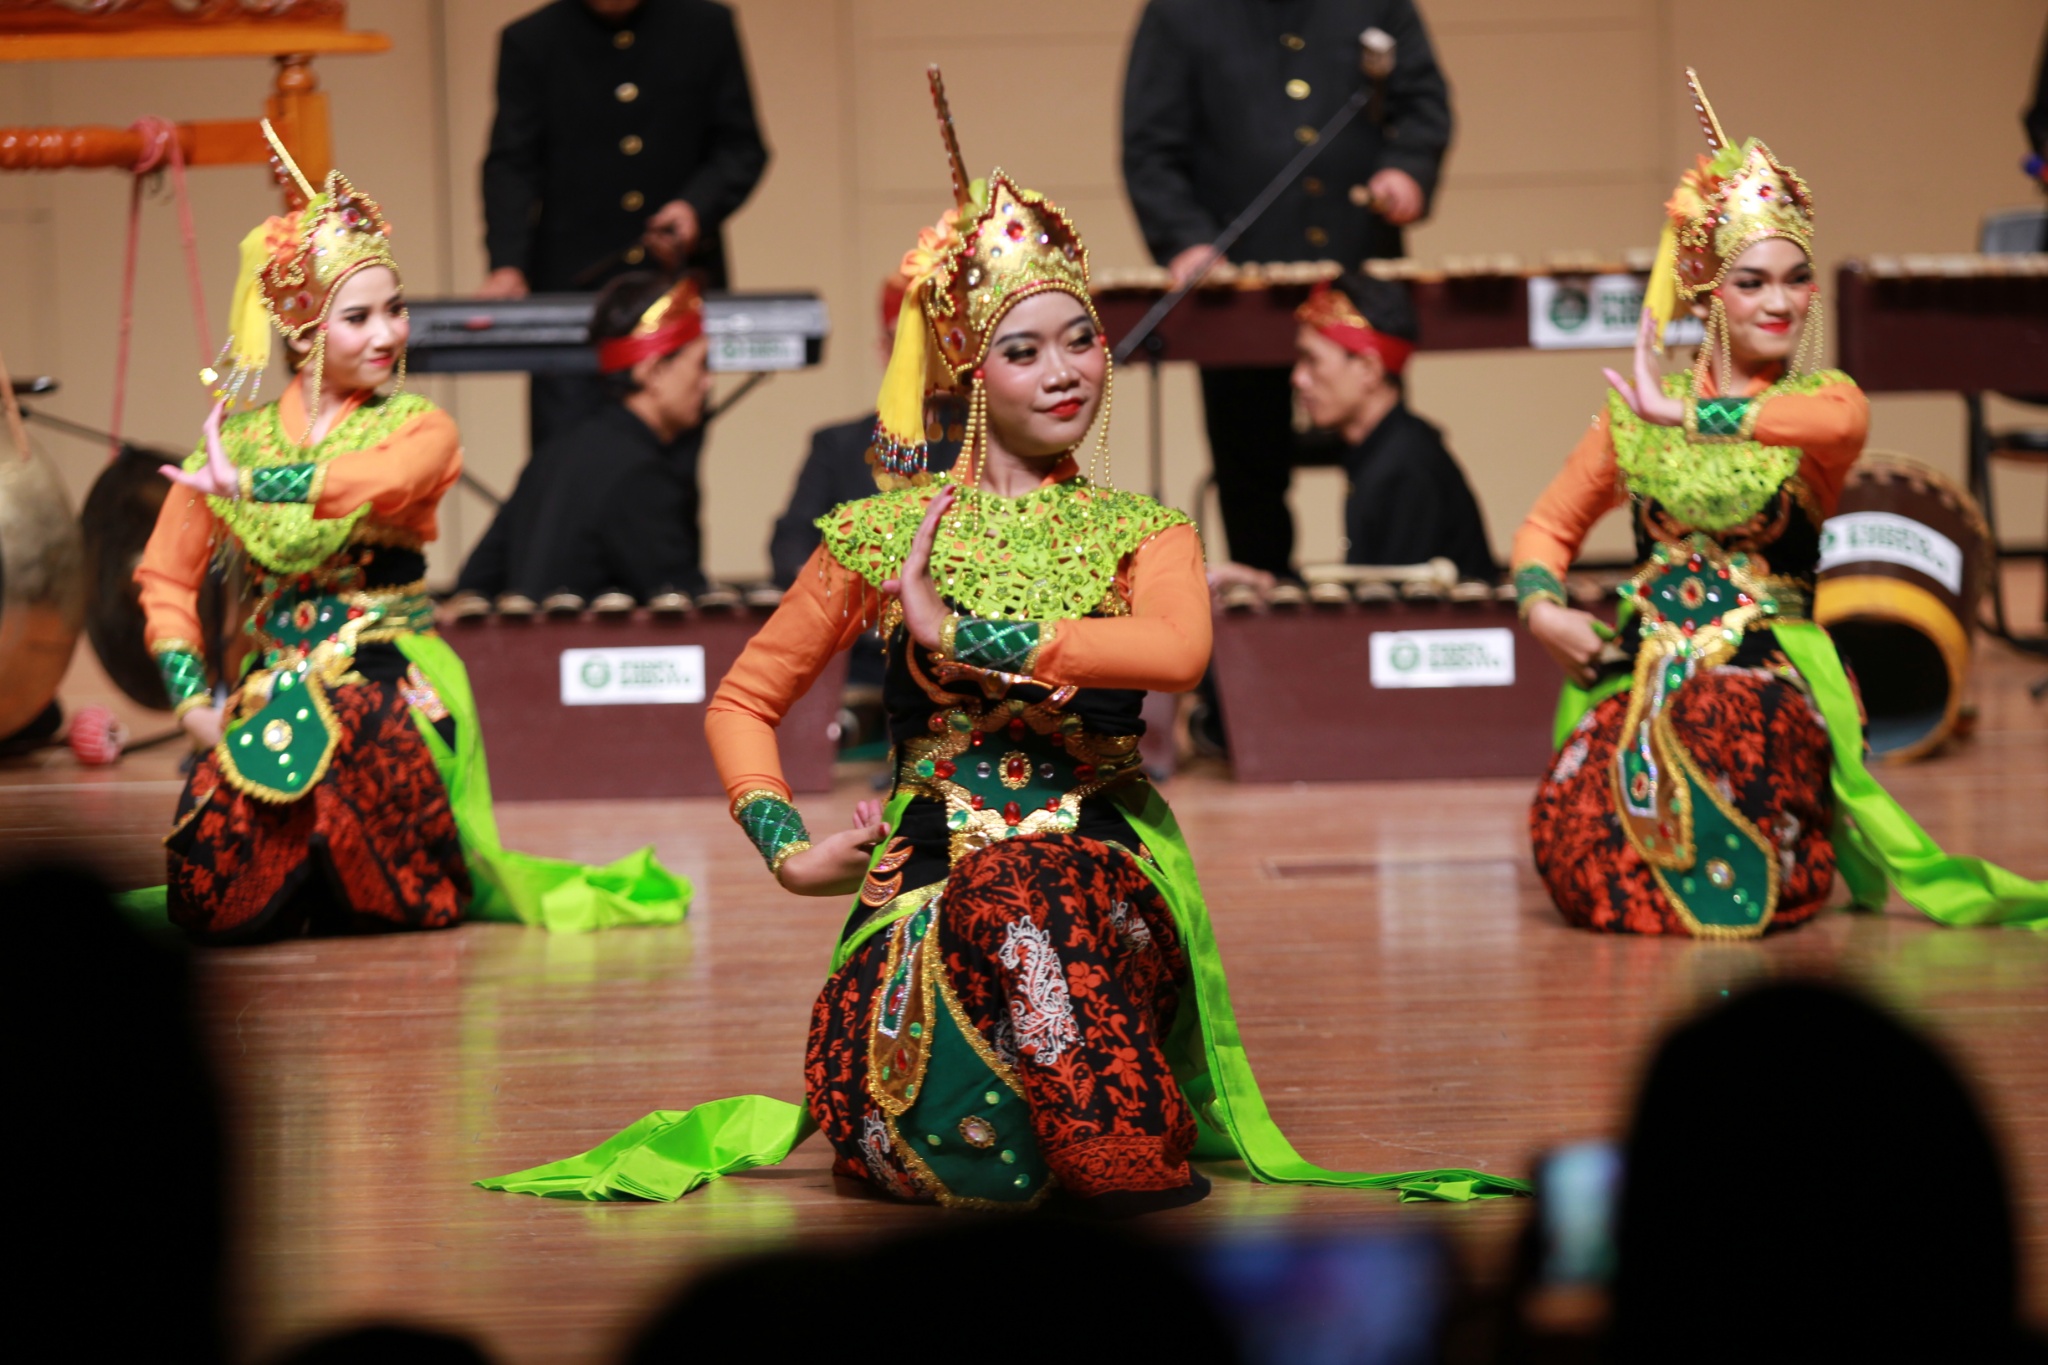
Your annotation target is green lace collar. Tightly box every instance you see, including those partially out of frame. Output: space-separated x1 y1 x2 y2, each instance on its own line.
818 475 1194 621
191 391 435 574
1609 370 1848 531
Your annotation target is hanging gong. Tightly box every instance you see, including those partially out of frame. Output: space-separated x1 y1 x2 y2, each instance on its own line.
0 419 87 739
81 443 175 710
82 443 255 711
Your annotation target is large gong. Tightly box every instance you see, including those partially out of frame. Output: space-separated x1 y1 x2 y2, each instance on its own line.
0 419 86 739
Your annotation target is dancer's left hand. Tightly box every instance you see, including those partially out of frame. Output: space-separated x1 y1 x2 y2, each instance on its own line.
159 401 241 498
883 484 957 653
1602 307 1684 427
777 801 886 897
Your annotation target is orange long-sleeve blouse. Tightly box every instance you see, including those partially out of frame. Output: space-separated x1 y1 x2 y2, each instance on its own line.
1511 371 1868 583
137 379 462 649
705 516 1211 808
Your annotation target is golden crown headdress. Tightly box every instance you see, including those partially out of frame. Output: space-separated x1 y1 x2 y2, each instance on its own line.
1645 70 1815 343
204 121 401 422
868 68 1103 489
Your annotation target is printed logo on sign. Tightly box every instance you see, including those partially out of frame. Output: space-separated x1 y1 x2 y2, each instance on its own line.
1548 285 1590 333
708 333 805 373
1818 511 1964 596
1528 274 1704 351
1369 628 1516 689
559 645 706 706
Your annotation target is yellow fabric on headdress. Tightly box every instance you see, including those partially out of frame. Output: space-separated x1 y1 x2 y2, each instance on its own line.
1644 219 1680 352
867 186 980 489
873 288 932 475
205 218 285 400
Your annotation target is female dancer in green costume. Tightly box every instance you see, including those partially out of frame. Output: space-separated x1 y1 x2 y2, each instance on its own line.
137 128 684 941
1514 73 2044 936
480 92 1526 1208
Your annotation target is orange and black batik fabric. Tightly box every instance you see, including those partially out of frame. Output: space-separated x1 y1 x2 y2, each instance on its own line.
1530 668 1836 935
166 668 468 944
805 835 1198 1202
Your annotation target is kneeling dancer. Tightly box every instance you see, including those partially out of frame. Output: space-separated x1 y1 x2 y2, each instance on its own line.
140 128 684 941
1513 73 2043 937
481 92 1527 1208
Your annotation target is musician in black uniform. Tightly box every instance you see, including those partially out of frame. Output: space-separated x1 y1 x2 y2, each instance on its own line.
478 0 768 447
456 274 712 605
1293 274 1492 581
1121 0 1452 577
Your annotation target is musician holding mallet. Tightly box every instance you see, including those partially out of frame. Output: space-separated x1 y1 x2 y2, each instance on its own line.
1121 0 1453 578
477 0 768 449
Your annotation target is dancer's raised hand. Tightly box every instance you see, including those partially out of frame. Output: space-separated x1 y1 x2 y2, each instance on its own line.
882 483 957 652
1602 307 1683 427
159 401 241 498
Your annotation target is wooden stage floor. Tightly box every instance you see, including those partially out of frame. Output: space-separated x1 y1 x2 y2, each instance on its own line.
5 636 2045 1364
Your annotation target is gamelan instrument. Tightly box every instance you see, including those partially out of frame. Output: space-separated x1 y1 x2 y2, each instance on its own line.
405 292 830 376
1834 254 2048 396
1093 252 1669 367
1207 571 1564 784
1815 453 1992 763
444 601 844 801
0 390 86 744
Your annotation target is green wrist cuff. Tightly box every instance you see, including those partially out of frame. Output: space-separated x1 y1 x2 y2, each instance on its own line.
1514 564 1568 619
732 789 812 872
1686 395 1756 441
247 462 322 503
951 617 1042 673
154 646 208 708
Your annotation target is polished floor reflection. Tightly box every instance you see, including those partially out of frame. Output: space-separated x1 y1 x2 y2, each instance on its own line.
5 637 2042 1365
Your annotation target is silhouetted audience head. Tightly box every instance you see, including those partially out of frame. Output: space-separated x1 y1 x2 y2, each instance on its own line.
626 1217 1241 1365
8 863 225 1362
1610 980 2024 1365
269 1325 494 1365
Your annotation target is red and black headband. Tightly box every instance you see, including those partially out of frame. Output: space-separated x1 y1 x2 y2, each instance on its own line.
1296 281 1415 374
596 279 705 374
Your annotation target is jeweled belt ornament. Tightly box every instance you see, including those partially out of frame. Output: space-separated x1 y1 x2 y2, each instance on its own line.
899 695 1144 862
1613 534 1799 937
215 579 434 803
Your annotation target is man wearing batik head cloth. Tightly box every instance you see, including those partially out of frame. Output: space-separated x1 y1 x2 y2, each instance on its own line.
1122 0 1453 578
1292 272 1493 582
456 272 713 604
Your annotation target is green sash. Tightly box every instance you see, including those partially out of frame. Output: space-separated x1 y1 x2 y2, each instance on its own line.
1547 624 2045 929
477 785 1531 1202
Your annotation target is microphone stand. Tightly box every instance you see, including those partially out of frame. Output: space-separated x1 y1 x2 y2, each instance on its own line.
1114 30 1396 502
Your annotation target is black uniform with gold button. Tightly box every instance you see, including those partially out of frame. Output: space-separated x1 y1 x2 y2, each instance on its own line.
1120 0 1451 577
483 0 768 443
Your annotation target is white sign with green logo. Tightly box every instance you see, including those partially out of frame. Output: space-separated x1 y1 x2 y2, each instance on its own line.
1527 274 1703 351
709 332 806 372
1369 628 1516 689
1817 511 1964 596
559 645 707 705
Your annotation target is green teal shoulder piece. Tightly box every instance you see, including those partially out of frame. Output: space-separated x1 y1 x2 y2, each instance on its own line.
197 391 438 574
817 477 1195 621
1609 370 1850 531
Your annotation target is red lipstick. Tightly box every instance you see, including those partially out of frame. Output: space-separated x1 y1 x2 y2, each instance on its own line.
1049 398 1084 419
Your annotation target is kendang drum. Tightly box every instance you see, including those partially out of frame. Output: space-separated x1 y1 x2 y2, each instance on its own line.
1814 452 1990 762
0 418 86 742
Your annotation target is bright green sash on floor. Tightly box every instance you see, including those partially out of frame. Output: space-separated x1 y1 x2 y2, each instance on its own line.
397 635 689 932
478 783 1531 1203
114 634 690 935
1546 623 2045 929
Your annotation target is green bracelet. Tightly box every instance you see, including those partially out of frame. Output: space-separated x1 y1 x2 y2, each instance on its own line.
952 617 1042 673
732 789 813 873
